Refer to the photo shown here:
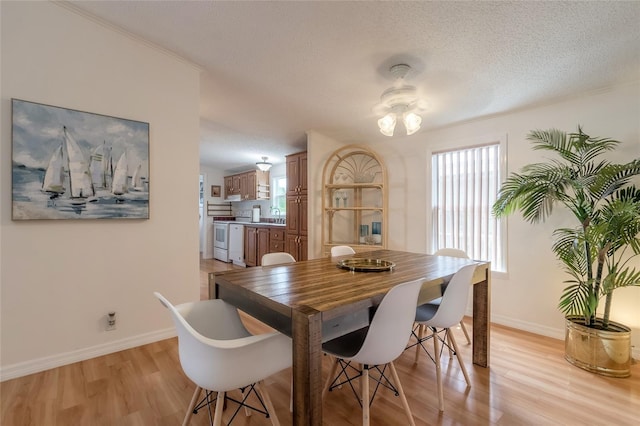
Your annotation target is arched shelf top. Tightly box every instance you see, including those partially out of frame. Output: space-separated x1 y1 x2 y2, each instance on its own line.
322 145 387 186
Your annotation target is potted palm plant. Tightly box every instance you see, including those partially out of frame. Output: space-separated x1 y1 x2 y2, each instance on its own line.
492 127 640 377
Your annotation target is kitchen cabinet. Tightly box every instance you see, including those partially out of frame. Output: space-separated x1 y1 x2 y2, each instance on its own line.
224 176 234 199
269 228 286 253
286 152 307 196
244 225 285 266
239 173 248 199
232 174 242 195
245 226 258 266
224 170 270 201
321 145 387 255
285 151 308 261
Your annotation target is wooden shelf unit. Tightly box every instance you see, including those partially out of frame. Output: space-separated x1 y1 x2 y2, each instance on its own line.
322 145 387 255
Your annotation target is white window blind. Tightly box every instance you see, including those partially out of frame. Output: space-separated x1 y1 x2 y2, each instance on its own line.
431 143 505 272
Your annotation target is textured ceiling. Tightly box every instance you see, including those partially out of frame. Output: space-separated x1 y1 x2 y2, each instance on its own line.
65 1 640 172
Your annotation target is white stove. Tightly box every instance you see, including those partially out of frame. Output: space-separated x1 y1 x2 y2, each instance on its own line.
213 211 252 265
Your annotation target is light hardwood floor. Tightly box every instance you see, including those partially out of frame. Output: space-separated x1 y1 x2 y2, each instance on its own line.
2 258 638 425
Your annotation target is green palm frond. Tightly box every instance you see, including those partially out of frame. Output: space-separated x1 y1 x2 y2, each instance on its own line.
590 162 640 201
493 163 575 222
528 129 579 164
601 268 640 295
559 280 593 317
553 228 591 276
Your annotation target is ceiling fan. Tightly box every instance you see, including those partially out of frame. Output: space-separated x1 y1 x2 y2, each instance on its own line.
374 63 428 137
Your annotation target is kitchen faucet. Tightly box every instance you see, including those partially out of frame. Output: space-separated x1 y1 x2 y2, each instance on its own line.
270 207 282 224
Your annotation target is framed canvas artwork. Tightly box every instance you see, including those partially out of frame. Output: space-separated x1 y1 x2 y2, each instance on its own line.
11 99 150 220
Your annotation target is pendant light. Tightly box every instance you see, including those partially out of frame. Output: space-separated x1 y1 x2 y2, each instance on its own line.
256 156 272 171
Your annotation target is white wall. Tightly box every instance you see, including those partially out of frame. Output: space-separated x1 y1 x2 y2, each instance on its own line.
309 82 640 354
199 165 226 256
0 2 201 380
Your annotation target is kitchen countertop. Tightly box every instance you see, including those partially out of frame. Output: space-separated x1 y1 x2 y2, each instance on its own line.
244 222 286 227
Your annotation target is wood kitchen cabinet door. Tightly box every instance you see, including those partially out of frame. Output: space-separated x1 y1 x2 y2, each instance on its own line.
256 228 270 264
286 196 299 234
286 152 307 196
299 196 308 236
232 174 242 196
239 173 248 200
244 226 258 266
224 176 233 199
246 171 256 200
285 233 299 260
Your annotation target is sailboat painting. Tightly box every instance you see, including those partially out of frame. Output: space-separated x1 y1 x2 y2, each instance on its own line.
11 99 149 220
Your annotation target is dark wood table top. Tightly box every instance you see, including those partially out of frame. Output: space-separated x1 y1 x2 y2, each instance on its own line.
214 249 488 321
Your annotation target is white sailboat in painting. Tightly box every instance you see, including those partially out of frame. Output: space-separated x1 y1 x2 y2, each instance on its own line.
63 126 94 204
89 142 111 190
41 144 65 199
112 152 128 201
130 163 145 191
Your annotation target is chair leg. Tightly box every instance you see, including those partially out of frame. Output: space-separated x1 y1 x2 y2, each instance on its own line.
322 357 340 400
213 391 225 426
459 320 471 344
448 329 471 387
241 387 252 417
432 328 445 412
256 381 281 426
414 324 424 364
361 365 370 426
389 362 415 426
182 386 202 426
445 329 454 358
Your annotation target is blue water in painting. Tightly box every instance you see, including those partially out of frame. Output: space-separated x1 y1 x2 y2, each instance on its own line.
12 165 149 220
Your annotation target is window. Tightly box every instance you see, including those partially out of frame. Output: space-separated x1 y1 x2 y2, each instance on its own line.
430 137 506 272
271 176 287 214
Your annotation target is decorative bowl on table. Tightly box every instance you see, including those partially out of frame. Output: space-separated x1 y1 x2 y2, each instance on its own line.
337 258 395 272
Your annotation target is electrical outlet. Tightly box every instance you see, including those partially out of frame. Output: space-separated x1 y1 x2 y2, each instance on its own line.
106 311 116 331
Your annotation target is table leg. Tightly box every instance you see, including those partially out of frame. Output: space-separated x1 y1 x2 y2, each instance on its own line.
472 267 491 367
291 306 323 426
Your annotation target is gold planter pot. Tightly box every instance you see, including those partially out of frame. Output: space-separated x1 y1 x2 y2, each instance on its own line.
564 316 631 378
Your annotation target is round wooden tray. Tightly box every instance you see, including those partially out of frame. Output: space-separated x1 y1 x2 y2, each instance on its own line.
337 258 395 272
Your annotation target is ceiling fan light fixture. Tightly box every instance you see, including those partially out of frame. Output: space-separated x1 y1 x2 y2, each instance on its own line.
256 156 272 171
378 113 396 136
375 63 426 137
403 111 422 135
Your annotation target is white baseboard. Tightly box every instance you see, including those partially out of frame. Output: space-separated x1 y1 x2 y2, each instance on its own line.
489 313 566 340
3 318 638 382
0 328 176 382
488 314 640 360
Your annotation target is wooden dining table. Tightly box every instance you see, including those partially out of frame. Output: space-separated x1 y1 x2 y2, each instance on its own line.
210 249 491 426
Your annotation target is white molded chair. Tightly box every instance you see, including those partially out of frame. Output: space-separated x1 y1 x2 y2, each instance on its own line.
330 245 356 257
154 292 291 426
322 279 425 426
433 247 468 258
411 264 477 412
261 252 296 266
431 248 472 344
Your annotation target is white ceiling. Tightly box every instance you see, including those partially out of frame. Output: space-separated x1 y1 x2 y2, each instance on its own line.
66 1 640 173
